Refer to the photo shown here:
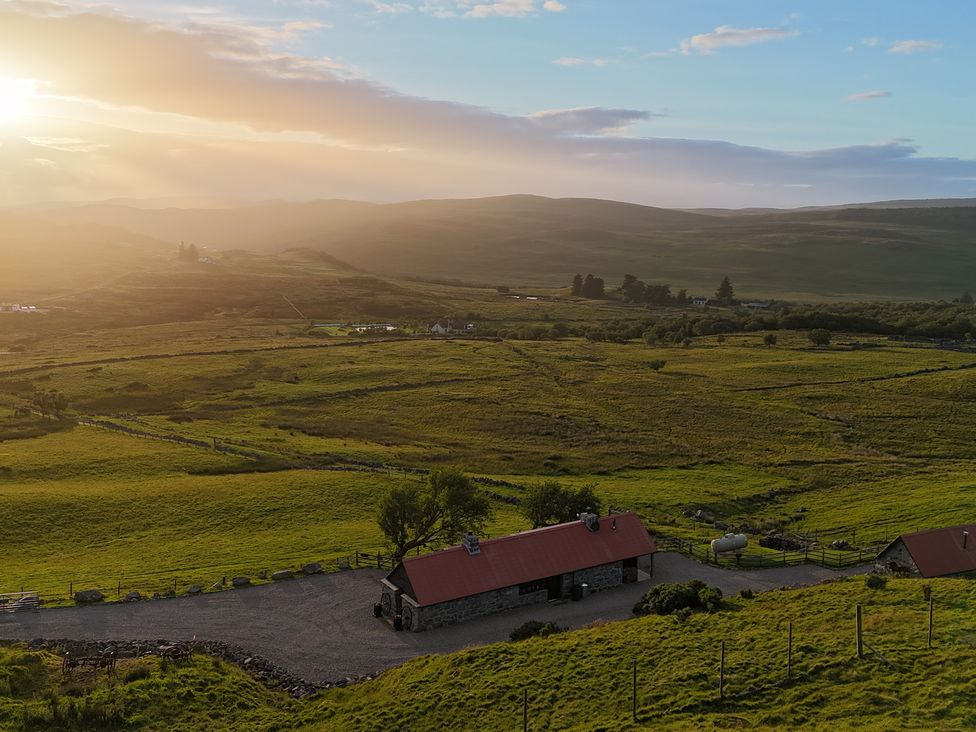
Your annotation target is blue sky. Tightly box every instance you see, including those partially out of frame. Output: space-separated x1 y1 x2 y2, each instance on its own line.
0 0 973 206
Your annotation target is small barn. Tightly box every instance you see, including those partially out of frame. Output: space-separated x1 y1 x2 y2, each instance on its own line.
876 524 976 578
379 512 655 631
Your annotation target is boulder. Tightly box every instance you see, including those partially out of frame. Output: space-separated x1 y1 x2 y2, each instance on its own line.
272 570 294 581
187 585 203 595
124 591 143 602
74 589 105 603
301 563 323 575
231 576 251 587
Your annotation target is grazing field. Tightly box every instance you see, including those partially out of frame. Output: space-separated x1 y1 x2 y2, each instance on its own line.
2 577 975 730
2 320 975 596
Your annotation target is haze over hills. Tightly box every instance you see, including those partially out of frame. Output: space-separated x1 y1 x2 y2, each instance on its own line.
9 195 976 301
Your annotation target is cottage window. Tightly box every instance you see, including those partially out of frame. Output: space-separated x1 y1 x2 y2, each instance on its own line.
518 578 549 595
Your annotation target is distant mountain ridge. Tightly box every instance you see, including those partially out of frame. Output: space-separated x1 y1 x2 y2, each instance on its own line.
12 194 976 301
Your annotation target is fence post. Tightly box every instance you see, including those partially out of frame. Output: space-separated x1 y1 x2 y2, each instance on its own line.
787 622 793 681
632 659 638 722
928 597 934 649
719 641 726 700
523 688 528 732
855 604 863 658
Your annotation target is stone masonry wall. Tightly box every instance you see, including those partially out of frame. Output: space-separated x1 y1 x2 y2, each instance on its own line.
572 561 623 593
414 585 549 630
877 540 921 575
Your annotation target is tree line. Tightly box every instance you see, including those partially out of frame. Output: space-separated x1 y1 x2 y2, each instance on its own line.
572 273 737 306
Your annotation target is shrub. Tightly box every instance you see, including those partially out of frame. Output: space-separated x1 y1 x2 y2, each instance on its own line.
865 573 888 590
648 359 666 372
510 620 565 642
123 664 152 683
738 588 754 600
633 580 723 616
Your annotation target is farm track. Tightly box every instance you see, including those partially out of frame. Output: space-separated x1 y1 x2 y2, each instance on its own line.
731 360 976 392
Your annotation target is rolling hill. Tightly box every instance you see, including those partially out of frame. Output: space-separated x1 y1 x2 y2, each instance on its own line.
13 195 976 300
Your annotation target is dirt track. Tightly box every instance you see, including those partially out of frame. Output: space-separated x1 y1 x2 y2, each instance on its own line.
0 553 869 683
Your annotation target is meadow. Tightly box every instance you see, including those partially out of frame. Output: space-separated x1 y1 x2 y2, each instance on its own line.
2 317 976 597
2 576 975 730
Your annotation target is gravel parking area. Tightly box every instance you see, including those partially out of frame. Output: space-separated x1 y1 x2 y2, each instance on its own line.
0 553 869 683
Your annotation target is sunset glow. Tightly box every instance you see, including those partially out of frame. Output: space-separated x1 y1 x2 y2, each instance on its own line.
0 78 33 124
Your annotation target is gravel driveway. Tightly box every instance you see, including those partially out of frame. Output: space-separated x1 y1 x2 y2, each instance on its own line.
0 553 868 683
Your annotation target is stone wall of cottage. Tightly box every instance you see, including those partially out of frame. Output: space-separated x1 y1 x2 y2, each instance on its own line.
876 540 921 575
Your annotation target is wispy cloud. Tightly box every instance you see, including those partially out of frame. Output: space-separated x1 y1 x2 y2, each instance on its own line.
528 107 655 135
417 0 565 18
889 39 943 54
552 56 606 67
679 25 798 55
846 90 892 101
861 36 882 47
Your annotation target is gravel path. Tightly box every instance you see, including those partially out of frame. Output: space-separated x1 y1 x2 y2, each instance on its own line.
0 553 869 683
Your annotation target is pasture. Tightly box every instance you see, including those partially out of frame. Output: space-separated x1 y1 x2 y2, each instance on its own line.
1 320 975 596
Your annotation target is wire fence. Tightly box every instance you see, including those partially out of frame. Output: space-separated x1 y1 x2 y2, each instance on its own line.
658 536 882 569
0 551 397 608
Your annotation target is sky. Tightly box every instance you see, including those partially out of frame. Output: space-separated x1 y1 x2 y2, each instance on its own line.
0 0 974 207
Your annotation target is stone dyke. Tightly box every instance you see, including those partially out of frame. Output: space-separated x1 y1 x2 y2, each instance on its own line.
23 638 379 698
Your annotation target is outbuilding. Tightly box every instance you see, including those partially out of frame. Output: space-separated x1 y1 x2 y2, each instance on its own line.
379 512 655 631
876 524 976 578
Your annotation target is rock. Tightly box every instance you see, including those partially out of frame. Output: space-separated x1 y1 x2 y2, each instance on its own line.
713 520 728 531
301 563 323 575
74 589 105 603
187 585 202 595
257 570 268 580
124 591 142 602
272 569 294 581
231 576 251 587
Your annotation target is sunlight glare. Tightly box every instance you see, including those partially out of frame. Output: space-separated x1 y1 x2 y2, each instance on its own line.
0 78 36 123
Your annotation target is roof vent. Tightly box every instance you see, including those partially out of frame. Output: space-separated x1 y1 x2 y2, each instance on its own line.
580 512 601 533
461 532 481 555
964 530 969 550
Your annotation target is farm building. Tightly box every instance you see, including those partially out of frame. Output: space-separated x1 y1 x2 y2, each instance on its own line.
427 319 473 335
876 525 976 578
379 512 655 631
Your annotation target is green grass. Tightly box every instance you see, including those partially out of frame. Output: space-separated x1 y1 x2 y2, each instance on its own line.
3 577 975 730
3 328 976 595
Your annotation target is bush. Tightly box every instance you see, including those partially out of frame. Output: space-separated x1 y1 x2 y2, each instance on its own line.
865 573 888 590
633 580 723 616
648 359 666 372
510 620 565 642
808 328 832 346
123 664 152 683
738 588 754 600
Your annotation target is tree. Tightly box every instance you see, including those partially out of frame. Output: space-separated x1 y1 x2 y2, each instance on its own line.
377 469 492 558
580 274 605 299
763 333 778 347
571 274 583 296
675 289 688 306
808 328 832 346
715 276 734 304
520 481 602 529
620 274 645 303
961 291 974 305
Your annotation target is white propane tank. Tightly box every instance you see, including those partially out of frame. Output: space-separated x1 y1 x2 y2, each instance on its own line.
710 533 748 554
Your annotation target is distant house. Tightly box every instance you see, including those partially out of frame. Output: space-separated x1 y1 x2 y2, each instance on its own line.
379 512 656 631
691 297 710 306
876 525 976 578
743 302 770 309
354 323 396 333
427 319 473 335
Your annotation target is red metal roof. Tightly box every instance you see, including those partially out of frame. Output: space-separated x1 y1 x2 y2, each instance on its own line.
897 524 976 578
392 513 656 607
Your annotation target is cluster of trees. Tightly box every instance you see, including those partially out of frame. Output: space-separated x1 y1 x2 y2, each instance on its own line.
376 472 604 558
30 390 69 414
177 242 200 261
571 274 606 299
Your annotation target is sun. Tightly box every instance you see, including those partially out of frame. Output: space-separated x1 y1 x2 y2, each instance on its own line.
0 78 35 123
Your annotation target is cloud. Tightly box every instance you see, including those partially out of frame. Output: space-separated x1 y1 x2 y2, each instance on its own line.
542 1 565 11
861 36 882 47
680 25 798 55
889 39 943 54
0 3 974 208
552 56 606 67
418 0 559 17
846 90 892 101
527 107 655 135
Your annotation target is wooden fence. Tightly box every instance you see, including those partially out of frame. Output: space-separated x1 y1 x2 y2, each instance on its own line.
658 536 880 569
0 591 40 614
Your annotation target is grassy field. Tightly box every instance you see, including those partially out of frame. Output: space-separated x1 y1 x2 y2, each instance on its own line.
2 321 975 596
2 576 974 730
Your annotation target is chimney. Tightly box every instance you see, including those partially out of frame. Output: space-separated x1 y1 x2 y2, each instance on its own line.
964 530 969 550
580 511 601 533
461 532 480 555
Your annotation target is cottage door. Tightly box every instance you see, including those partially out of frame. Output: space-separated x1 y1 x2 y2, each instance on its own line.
547 575 562 601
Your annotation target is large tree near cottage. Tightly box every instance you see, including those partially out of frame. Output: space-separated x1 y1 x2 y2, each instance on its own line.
378 469 492 559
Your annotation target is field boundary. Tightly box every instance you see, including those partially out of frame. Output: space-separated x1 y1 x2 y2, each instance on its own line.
658 535 881 569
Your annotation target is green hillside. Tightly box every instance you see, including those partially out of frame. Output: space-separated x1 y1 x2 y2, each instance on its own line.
29 195 976 300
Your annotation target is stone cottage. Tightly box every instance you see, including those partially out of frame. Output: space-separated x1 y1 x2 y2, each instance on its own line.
876 524 976 578
379 512 656 631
